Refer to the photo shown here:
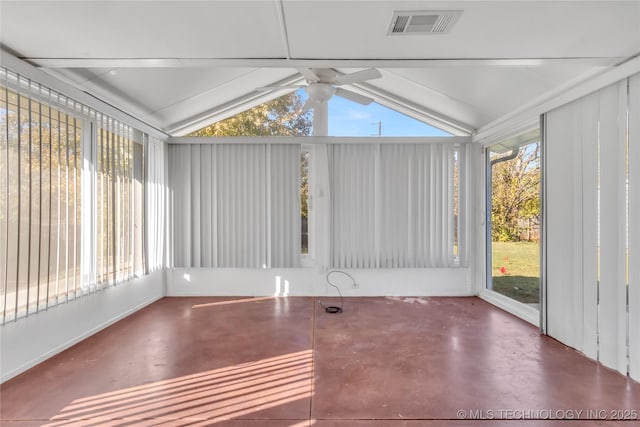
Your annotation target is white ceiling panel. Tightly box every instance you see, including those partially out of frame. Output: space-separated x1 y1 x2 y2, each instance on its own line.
54 67 298 131
154 68 298 129
359 69 492 129
0 1 286 58
284 1 640 59
373 63 607 128
1 1 638 135
73 68 265 114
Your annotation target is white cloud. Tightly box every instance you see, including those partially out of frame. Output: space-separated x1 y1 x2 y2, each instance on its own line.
347 109 372 120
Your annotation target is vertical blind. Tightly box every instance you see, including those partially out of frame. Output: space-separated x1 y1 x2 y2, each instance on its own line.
0 69 83 322
0 66 152 324
330 143 468 268
95 115 138 286
545 73 639 381
169 143 301 268
269 144 302 267
630 73 640 383
146 137 167 272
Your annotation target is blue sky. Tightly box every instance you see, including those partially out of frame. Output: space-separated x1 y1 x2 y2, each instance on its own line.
295 89 450 137
328 96 450 137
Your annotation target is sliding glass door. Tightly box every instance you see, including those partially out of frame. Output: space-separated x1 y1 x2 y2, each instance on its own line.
487 130 541 310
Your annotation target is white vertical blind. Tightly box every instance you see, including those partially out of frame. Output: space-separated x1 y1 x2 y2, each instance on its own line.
169 143 301 268
146 137 167 272
216 144 267 268
199 144 215 268
0 69 83 322
628 73 640 381
330 144 377 268
169 145 191 267
580 93 600 360
0 66 153 324
270 144 301 268
190 145 201 267
546 100 582 349
380 144 411 268
330 143 467 269
456 143 468 267
597 82 627 373
94 114 144 287
545 74 638 380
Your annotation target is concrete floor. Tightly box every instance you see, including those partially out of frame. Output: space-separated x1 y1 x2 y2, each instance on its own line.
1 297 639 426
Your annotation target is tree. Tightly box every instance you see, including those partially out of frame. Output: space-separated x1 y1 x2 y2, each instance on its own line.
189 92 312 137
490 143 540 242
0 94 83 227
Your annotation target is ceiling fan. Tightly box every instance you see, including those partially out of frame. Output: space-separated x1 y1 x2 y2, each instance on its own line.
257 68 382 111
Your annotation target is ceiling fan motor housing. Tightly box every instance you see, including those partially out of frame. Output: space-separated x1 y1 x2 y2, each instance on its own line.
306 83 336 102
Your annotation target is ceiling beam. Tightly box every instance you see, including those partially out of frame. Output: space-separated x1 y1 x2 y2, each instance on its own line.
166 73 304 136
275 0 292 60
26 57 623 69
169 136 471 145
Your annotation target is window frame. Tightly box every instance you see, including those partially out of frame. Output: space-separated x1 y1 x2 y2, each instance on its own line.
480 127 542 327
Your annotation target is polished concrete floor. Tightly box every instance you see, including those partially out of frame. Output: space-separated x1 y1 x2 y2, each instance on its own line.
1 297 639 426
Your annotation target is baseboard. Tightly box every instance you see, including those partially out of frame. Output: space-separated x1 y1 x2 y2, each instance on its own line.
166 267 472 297
1 294 162 384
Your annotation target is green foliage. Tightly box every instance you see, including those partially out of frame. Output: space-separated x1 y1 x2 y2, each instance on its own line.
300 151 309 219
0 91 84 224
490 143 540 242
189 92 312 137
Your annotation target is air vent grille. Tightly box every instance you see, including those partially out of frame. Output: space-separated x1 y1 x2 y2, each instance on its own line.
388 10 462 35
392 15 410 33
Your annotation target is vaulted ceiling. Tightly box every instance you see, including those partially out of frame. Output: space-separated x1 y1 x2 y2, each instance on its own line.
1 1 639 136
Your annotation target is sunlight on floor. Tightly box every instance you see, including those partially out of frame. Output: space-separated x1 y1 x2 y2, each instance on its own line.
43 350 313 426
191 296 277 308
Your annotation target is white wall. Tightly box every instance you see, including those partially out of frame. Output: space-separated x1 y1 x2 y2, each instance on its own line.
0 271 164 383
166 267 471 297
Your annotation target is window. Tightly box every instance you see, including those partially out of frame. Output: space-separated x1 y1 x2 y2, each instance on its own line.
189 91 312 137
486 130 541 307
328 97 451 137
0 67 150 324
1 72 83 322
186 90 455 269
96 118 144 286
301 147 310 256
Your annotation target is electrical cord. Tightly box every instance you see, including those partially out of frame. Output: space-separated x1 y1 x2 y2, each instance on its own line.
318 270 354 314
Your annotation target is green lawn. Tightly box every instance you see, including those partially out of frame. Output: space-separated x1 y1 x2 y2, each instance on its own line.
491 241 540 304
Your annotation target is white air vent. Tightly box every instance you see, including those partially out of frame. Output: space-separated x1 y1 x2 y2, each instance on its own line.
388 10 462 35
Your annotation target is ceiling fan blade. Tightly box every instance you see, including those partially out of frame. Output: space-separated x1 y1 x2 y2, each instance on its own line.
302 97 319 112
297 68 320 82
256 85 306 91
335 88 374 105
333 68 382 86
